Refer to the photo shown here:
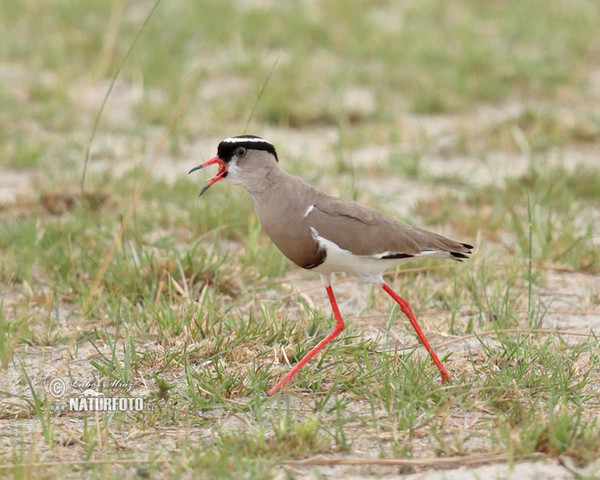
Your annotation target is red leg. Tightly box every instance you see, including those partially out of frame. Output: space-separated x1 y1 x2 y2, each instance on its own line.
381 282 451 384
267 285 345 396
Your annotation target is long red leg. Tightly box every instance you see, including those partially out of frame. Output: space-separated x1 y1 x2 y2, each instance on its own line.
381 282 451 384
267 285 345 396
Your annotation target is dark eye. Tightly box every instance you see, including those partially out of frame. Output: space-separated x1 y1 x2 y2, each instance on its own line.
234 147 247 157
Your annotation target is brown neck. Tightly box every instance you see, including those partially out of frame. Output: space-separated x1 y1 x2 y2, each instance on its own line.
245 170 326 269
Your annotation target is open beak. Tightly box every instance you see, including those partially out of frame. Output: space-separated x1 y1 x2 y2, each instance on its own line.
188 156 228 197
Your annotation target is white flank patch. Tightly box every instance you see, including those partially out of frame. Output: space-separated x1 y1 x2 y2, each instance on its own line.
371 251 393 259
303 205 315 217
309 228 451 283
221 137 273 144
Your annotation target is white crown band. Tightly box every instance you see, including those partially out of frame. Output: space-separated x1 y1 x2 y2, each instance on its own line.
221 137 272 144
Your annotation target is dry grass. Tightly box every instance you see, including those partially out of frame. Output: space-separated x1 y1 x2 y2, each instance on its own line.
1 1 600 479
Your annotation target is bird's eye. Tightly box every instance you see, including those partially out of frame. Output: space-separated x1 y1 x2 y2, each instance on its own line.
234 147 247 157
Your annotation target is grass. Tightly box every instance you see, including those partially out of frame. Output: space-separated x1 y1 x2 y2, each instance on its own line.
451 107 600 156
1 0 600 478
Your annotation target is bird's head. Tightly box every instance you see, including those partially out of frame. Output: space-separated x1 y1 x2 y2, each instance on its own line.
189 135 278 196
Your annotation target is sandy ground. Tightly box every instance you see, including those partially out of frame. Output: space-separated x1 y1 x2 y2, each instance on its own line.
280 457 600 479
1 72 600 477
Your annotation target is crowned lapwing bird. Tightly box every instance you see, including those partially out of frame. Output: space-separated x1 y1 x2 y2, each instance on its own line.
189 135 472 395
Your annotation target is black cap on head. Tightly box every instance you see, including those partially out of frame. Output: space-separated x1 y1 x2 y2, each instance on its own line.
217 135 278 162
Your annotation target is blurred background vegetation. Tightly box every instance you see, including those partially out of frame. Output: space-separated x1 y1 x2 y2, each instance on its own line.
1 0 599 136
1 1 600 477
